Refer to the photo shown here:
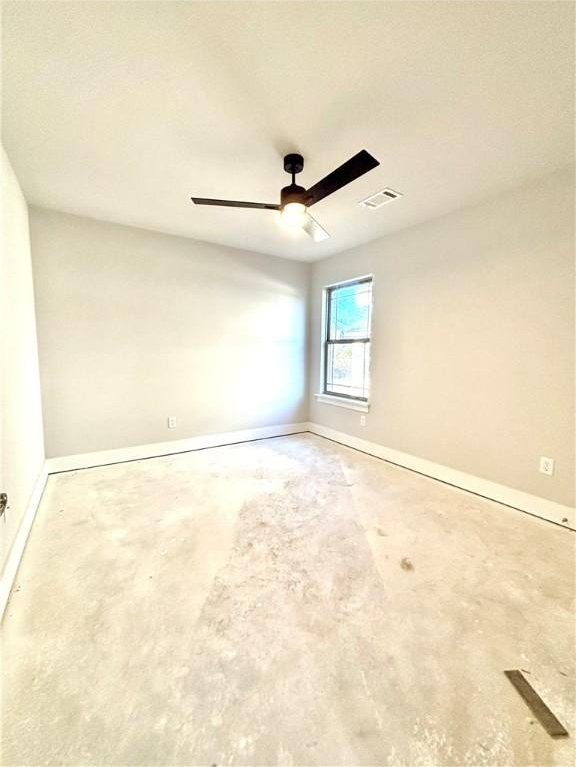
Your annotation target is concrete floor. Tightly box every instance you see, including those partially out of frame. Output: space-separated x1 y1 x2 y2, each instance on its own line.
1 433 574 766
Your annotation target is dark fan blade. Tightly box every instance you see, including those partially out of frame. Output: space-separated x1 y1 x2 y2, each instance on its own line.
191 197 279 210
305 150 379 207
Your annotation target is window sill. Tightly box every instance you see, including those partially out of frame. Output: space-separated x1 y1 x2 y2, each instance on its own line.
314 393 369 412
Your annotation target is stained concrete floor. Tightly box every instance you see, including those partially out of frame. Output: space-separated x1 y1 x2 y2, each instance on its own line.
1 433 574 766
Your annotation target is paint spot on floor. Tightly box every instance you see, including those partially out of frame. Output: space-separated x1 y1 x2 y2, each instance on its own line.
376 527 387 537
400 557 414 571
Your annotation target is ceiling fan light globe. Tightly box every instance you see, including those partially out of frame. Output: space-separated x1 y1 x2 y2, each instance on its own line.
281 202 307 228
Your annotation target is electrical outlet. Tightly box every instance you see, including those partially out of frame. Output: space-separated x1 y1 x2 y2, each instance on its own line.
167 416 177 429
539 456 554 476
360 415 366 427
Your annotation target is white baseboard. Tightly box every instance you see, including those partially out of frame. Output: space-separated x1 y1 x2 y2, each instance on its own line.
0 464 48 622
45 422 310 474
307 422 575 531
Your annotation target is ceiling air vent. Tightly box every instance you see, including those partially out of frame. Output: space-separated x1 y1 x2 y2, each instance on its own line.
359 188 403 209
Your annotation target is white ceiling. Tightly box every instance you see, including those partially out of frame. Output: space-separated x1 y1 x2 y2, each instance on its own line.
2 1 574 261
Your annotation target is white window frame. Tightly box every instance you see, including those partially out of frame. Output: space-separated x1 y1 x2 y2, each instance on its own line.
315 274 373 412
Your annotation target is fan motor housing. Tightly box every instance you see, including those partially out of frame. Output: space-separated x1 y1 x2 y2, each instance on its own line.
280 183 307 208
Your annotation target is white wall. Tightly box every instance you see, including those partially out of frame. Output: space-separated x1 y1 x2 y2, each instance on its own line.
30 209 308 458
0 148 45 575
309 167 575 507
16 165 576 513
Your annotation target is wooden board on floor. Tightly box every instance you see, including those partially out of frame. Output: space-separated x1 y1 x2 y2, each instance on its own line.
504 669 569 738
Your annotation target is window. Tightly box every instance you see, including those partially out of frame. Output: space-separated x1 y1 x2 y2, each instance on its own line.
323 277 372 401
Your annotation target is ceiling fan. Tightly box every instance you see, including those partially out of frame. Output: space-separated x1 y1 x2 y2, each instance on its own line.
191 150 380 242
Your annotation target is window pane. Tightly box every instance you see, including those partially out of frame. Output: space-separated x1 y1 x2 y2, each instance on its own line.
326 341 370 399
329 281 372 340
